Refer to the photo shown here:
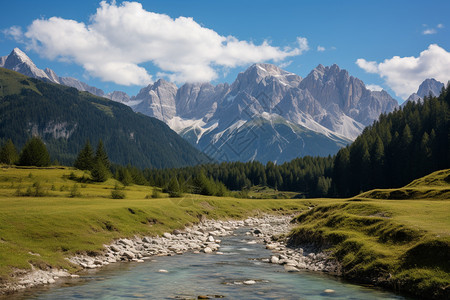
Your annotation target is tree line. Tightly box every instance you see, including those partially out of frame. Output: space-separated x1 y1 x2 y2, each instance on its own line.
0 137 51 167
144 84 450 198
3 84 449 198
332 86 450 196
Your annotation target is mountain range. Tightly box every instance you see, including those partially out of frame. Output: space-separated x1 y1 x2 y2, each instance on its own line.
1 48 444 164
124 63 399 163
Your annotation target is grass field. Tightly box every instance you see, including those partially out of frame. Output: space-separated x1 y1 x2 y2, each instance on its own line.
0 166 448 299
290 169 450 299
0 166 313 280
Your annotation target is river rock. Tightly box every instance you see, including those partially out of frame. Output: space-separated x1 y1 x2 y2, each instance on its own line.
122 251 135 259
284 265 299 272
243 280 256 285
119 239 134 247
270 256 279 264
203 247 213 254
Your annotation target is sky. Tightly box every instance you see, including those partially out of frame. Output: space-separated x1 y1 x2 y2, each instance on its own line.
1 0 450 103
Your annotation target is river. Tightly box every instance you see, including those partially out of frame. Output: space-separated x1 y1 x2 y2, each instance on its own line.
6 228 408 300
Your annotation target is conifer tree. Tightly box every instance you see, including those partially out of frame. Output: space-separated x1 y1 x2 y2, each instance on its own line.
74 140 95 170
95 140 110 170
0 139 19 165
18 137 51 167
91 159 109 182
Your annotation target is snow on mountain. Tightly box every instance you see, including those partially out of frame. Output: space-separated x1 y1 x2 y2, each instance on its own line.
1 48 104 97
1 48 403 164
120 63 398 163
3 48 50 80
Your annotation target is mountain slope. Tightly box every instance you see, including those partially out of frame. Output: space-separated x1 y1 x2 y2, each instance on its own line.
404 78 445 105
0 68 208 168
0 48 105 97
129 63 396 163
1 48 399 164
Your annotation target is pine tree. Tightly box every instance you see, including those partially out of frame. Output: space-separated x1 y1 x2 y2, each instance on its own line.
95 140 110 170
74 140 95 170
18 137 51 167
0 139 19 165
118 167 133 186
91 160 109 182
165 177 182 197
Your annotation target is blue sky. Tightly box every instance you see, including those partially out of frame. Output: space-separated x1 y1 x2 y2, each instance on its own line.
1 0 449 103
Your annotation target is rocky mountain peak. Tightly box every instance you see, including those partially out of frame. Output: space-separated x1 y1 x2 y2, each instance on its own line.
10 48 32 64
404 78 445 106
106 91 131 103
4 48 49 80
417 78 444 98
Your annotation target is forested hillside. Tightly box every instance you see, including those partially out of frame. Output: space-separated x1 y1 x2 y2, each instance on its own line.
333 85 450 196
0 68 208 168
145 85 450 198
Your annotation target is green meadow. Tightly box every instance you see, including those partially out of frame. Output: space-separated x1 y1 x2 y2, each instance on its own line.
0 166 448 299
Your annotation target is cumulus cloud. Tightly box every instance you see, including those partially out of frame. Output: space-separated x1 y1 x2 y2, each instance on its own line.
437 24 444 29
365 84 383 92
317 46 325 52
9 1 308 85
356 44 450 98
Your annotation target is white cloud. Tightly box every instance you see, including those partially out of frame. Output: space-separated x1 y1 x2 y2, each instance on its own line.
3 25 24 42
317 46 325 52
422 23 444 35
365 84 383 92
423 28 437 35
11 1 308 85
356 44 450 99
278 60 293 68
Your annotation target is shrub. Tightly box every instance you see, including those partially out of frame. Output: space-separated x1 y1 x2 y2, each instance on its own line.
69 184 82 198
111 183 126 199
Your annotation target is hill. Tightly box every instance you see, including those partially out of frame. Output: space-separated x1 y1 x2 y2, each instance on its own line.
0 68 208 168
290 169 450 299
333 85 450 196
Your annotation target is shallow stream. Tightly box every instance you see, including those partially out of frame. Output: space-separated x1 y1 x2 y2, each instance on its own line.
7 228 408 299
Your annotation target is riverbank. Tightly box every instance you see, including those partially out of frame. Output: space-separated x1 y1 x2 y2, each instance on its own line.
0 167 448 299
2 214 340 295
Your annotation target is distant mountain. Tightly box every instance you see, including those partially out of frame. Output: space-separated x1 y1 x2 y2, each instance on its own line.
127 63 397 163
404 78 445 105
0 68 208 168
0 48 105 97
1 48 400 164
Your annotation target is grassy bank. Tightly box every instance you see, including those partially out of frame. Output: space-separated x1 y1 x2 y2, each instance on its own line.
0 166 311 283
0 166 448 299
289 169 450 299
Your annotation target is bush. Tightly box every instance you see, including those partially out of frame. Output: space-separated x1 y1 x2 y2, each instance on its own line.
111 183 126 199
150 188 161 198
69 184 82 198
20 181 47 197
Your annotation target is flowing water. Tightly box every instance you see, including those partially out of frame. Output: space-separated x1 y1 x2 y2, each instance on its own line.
8 229 408 300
